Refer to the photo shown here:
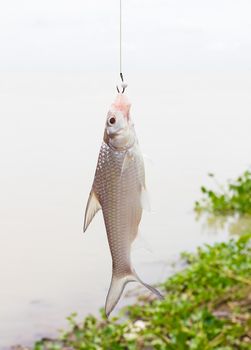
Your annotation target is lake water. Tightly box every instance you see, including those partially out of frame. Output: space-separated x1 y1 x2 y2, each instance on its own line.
0 71 250 349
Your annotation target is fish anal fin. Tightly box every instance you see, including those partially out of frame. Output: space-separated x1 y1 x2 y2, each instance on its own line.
83 190 101 233
132 229 153 253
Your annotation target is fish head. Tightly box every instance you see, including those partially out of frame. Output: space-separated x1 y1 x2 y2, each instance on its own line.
104 94 135 149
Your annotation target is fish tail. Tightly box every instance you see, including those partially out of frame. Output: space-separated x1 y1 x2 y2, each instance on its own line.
133 270 164 300
105 270 163 317
105 274 131 317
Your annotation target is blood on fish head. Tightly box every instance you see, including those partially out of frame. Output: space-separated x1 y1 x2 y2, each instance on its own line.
104 94 135 149
111 93 131 120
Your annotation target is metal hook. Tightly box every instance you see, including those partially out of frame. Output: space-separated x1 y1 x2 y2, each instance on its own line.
116 72 127 94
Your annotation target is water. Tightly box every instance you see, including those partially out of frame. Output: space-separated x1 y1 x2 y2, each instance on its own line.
0 72 250 349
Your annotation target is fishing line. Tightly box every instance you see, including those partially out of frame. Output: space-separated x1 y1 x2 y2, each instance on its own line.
120 0 122 78
117 0 127 94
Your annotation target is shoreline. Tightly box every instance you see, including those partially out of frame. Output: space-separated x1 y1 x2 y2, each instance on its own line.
12 234 251 350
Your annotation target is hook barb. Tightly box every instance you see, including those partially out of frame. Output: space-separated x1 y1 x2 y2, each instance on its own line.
116 72 127 94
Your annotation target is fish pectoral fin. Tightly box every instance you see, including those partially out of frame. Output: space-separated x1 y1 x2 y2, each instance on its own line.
83 190 101 233
121 151 133 174
140 186 151 212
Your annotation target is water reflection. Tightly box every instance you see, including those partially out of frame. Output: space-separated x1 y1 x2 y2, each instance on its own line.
196 213 251 236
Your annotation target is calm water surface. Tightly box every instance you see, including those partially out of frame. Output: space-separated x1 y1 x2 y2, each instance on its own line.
0 72 250 349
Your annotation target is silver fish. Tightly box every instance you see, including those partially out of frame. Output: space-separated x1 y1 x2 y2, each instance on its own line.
83 94 163 317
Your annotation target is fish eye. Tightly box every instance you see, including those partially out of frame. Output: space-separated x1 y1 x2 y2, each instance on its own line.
109 117 116 125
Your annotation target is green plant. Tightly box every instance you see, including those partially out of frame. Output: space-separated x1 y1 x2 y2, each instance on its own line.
195 171 251 215
32 235 251 350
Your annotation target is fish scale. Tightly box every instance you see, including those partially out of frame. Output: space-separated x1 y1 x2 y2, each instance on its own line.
94 143 140 274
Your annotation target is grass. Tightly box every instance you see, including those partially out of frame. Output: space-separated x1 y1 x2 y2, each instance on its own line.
195 171 251 215
30 234 251 350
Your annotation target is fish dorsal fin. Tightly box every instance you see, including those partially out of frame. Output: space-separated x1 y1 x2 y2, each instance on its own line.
83 190 101 232
140 186 151 212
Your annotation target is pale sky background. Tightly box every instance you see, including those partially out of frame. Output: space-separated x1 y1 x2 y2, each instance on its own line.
0 0 251 72
0 1 251 348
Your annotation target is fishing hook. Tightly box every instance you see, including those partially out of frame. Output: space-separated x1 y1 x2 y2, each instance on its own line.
116 72 127 94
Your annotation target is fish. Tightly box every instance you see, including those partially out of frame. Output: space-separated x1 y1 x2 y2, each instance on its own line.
83 93 163 317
